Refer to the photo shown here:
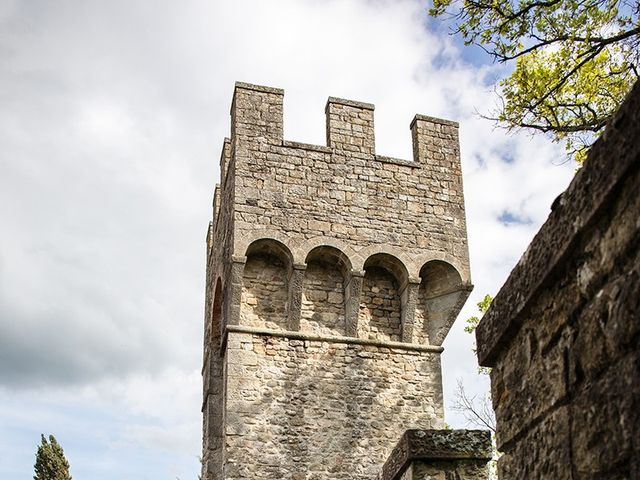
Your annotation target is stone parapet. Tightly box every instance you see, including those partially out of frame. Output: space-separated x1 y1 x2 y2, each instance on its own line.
378 430 492 480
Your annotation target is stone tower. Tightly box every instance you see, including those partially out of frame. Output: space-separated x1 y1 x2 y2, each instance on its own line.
202 82 473 480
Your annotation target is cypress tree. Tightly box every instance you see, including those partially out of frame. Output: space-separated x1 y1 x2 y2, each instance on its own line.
33 434 72 480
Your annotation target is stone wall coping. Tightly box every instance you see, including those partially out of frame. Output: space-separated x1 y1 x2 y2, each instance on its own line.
282 139 332 153
476 80 640 366
234 81 284 95
224 325 444 353
410 114 459 129
380 429 492 480
326 96 375 111
376 155 420 168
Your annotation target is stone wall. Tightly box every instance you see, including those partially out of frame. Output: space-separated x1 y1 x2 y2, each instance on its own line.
240 253 289 330
359 267 402 342
476 81 640 479
300 259 346 336
201 82 475 480
224 332 445 480
378 430 492 480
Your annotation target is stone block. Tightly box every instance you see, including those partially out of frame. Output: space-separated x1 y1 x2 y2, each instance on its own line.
492 329 568 449
570 354 640 477
497 406 572 480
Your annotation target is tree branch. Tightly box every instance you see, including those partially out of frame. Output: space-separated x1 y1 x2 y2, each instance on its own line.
452 379 496 433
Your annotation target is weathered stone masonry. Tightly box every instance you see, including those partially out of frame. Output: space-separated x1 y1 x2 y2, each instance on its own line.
202 82 485 480
477 81 640 479
378 430 492 480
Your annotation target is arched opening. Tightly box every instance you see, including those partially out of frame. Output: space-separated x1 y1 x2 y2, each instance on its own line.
241 238 293 330
415 260 463 345
358 253 409 342
301 246 351 336
211 279 223 345
204 277 224 465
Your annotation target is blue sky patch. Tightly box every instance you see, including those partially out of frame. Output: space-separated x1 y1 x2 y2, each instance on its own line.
498 210 533 226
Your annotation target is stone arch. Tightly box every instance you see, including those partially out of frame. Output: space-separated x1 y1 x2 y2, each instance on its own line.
300 246 351 336
351 244 413 275
358 253 409 342
236 230 302 264
240 238 293 330
297 236 357 271
412 251 470 284
415 260 468 345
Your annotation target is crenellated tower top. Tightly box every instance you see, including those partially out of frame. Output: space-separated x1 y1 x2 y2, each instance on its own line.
230 81 460 164
222 81 468 276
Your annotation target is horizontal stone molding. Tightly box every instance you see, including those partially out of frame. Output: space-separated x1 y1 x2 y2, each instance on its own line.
223 324 444 353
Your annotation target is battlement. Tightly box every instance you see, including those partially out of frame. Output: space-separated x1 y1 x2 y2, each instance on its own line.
230 81 460 166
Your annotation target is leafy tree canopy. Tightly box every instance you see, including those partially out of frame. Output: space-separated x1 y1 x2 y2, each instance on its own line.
34 434 72 480
430 0 639 161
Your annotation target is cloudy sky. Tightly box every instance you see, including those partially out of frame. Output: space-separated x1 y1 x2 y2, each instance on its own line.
0 1 575 478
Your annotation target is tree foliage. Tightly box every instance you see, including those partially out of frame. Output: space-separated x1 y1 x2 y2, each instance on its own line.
465 294 493 374
430 0 639 160
464 294 493 334
34 434 72 480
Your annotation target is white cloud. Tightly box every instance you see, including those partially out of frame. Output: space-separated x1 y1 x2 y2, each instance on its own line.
0 0 575 478
0 368 200 479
